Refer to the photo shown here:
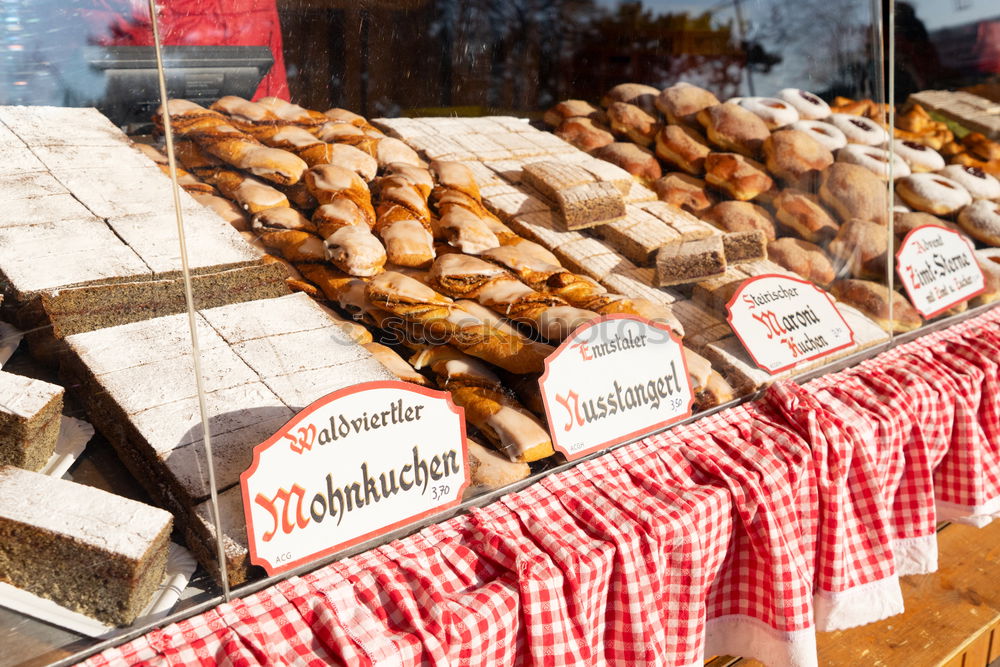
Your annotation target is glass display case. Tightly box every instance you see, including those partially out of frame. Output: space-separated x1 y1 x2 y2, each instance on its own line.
4 0 999 664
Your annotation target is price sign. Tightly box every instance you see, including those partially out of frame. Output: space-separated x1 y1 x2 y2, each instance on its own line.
896 224 985 319
727 274 855 374
241 381 468 575
539 314 693 460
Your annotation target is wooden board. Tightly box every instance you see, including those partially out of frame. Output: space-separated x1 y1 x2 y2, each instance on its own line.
721 520 1000 667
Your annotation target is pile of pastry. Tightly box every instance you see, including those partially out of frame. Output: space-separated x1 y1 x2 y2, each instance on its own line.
141 96 731 480
545 83 1000 331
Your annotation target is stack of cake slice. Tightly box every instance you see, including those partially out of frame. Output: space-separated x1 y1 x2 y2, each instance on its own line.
0 465 172 625
0 370 63 470
0 106 287 358
62 293 395 585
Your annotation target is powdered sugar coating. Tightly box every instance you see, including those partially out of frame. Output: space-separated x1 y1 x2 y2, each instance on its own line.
0 371 62 420
0 466 171 561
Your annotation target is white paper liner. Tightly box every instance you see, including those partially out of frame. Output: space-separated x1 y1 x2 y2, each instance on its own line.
704 614 818 667
936 496 1000 528
893 534 939 576
813 574 904 632
0 542 197 638
38 416 94 478
0 322 23 367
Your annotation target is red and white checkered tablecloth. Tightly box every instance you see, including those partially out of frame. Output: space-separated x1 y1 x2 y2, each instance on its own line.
82 308 1000 667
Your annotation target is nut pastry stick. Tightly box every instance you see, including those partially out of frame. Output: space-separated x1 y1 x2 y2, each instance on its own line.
158 99 308 185
310 198 386 277
250 208 326 263
366 272 552 374
410 345 555 462
373 174 436 267
202 169 291 214
256 96 329 128
427 253 597 341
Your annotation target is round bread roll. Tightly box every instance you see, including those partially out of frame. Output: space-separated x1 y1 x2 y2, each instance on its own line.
601 83 661 115
703 152 774 201
555 117 615 153
767 237 836 285
893 210 958 240
972 248 1000 305
591 142 662 184
701 200 776 240
652 173 715 214
696 103 771 157
542 99 606 127
655 82 720 126
763 129 834 188
938 164 1000 201
773 188 841 243
606 101 661 147
896 173 972 216
827 218 891 280
829 279 922 333
654 124 711 175
819 162 888 224
957 199 1000 246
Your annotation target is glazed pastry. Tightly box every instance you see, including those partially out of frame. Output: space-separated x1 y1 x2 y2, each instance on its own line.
696 103 770 157
554 117 615 153
591 142 662 184
738 97 800 129
656 82 720 126
836 145 910 179
703 152 774 201
762 129 834 187
375 137 424 169
606 101 660 147
788 120 848 152
777 89 831 120
829 279 922 333
827 218 890 280
826 113 889 146
766 238 835 286
962 132 1000 162
818 162 888 224
654 124 711 175
773 189 840 243
601 82 661 116
701 200 776 241
939 165 1000 201
251 207 325 262
896 103 935 134
892 139 945 173
205 169 290 214
365 271 552 374
375 174 436 267
437 205 501 254
412 346 555 462
159 99 308 185
896 173 972 216
652 173 714 214
256 96 329 127
323 224 387 277
304 164 376 220
957 200 1000 246
427 254 596 341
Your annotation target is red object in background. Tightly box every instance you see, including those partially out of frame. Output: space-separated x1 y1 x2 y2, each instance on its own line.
976 21 1000 74
81 0 289 100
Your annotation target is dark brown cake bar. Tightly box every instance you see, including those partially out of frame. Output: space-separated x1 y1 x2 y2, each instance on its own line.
0 466 172 625
0 371 63 470
655 236 727 287
721 230 768 264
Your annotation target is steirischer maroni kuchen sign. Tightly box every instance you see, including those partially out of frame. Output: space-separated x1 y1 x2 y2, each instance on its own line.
538 314 693 460
241 381 469 575
726 274 855 374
